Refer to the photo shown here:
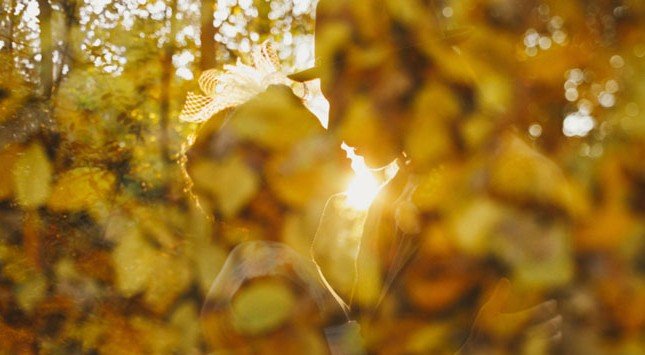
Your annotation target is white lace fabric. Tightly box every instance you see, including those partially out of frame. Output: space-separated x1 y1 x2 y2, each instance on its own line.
179 41 329 128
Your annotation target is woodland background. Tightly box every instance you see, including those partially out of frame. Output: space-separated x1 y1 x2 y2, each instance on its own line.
0 0 644 353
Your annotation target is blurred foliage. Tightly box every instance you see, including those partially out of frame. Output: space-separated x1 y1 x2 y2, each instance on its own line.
0 0 644 354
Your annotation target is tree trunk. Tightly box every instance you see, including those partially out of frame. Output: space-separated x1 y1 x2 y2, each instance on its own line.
37 0 53 98
7 0 15 58
159 0 178 164
200 0 216 70
53 0 77 91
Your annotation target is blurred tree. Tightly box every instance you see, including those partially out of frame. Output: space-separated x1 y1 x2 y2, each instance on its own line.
37 0 52 97
200 0 216 70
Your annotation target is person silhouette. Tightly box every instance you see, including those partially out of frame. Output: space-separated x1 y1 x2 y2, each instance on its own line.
186 0 563 353
287 1 564 353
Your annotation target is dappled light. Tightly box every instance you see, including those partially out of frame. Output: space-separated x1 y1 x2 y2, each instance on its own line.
0 0 644 354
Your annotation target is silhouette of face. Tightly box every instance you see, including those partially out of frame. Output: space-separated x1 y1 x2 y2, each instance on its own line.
303 0 463 167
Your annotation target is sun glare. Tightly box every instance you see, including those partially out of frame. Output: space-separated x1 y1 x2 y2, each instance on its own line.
341 142 398 211
345 170 380 210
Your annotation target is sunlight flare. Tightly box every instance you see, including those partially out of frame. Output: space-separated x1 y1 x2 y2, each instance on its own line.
341 142 399 211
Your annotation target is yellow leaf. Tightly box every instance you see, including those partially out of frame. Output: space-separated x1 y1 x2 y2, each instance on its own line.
412 165 461 213
12 143 52 208
143 252 191 314
48 167 116 212
490 134 573 211
449 198 504 256
15 274 47 314
231 279 296 336
189 155 259 218
112 226 157 297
